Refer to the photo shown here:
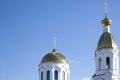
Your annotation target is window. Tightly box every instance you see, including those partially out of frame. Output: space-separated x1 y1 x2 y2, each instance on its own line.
106 57 110 69
55 70 58 80
62 71 65 80
47 70 50 80
41 72 43 80
98 58 102 70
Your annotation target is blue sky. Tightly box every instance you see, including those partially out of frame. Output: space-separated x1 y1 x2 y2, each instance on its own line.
1 0 120 80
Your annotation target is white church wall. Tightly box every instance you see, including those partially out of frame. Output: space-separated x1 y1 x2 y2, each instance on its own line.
39 62 70 80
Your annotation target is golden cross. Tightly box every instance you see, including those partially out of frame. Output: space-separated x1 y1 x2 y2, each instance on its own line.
53 37 56 49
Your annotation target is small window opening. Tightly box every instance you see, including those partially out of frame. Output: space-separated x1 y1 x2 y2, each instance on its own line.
98 58 102 70
41 72 43 80
55 70 58 80
47 70 50 80
106 57 110 69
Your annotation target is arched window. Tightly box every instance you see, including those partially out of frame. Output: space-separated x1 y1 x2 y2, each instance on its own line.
106 57 110 69
41 72 43 80
47 70 50 80
98 58 102 70
62 71 65 80
55 70 58 80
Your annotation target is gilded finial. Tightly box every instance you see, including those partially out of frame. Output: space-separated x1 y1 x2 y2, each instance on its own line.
101 2 112 27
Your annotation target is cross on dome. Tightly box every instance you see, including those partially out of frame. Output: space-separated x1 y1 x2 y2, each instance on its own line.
105 2 108 18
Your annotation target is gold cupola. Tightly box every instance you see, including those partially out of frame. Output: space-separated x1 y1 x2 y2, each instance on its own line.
97 32 118 50
101 2 112 27
97 2 118 50
101 16 112 27
40 48 68 64
40 37 68 64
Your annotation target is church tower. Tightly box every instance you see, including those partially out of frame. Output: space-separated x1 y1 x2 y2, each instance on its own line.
39 39 70 80
92 3 120 80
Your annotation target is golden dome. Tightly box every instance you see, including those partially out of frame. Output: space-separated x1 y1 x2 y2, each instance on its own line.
41 49 68 64
101 17 112 26
97 32 118 50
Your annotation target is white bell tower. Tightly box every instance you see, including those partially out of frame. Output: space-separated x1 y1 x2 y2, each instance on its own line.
92 2 120 80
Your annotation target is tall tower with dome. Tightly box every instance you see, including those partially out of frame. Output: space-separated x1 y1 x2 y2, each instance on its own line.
39 47 70 80
92 2 120 80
